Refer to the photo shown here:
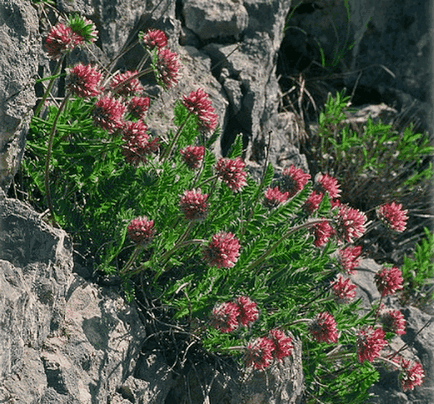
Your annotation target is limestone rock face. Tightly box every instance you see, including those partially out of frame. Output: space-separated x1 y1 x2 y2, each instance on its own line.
0 191 159 403
286 0 433 132
0 0 39 192
183 0 249 40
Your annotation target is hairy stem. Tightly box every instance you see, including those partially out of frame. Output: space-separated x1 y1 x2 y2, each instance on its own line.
34 56 64 118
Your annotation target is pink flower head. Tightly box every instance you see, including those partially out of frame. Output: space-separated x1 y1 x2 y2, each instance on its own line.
315 173 341 199
210 301 240 333
154 48 180 89
356 326 387 363
110 70 144 97
180 145 205 170
312 220 335 247
335 204 367 243
245 337 275 370
203 232 240 268
338 245 362 274
280 165 311 198
140 29 168 51
215 157 248 192
303 191 323 214
121 121 159 166
331 275 357 304
235 296 259 326
182 88 218 133
379 308 406 335
68 15 98 44
44 23 76 60
375 266 403 297
264 187 289 209
268 329 293 361
309 312 338 344
127 96 150 120
127 216 155 245
377 202 408 232
66 63 101 98
400 359 425 391
93 95 126 133
179 189 209 221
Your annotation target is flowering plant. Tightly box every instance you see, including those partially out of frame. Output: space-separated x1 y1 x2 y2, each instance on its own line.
18 18 428 403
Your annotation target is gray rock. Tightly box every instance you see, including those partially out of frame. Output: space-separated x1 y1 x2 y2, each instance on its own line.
0 0 39 193
0 193 170 403
183 0 249 40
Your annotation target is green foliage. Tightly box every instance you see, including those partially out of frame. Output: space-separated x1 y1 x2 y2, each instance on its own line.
400 228 434 306
311 90 434 209
18 20 427 402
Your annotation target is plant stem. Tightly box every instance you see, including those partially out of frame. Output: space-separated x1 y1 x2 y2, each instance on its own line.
44 94 71 226
120 244 144 275
34 56 65 118
160 111 194 163
244 218 331 274
160 222 197 265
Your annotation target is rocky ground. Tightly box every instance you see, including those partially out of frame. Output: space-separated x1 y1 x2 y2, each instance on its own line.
1 0 433 402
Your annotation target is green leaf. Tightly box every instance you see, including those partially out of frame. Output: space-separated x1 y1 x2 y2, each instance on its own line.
228 133 243 159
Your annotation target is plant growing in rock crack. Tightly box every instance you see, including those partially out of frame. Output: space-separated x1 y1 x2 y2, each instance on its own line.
19 14 429 403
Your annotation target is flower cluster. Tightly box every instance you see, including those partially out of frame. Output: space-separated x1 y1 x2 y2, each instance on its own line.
154 48 180 89
377 202 408 232
356 326 387 363
375 266 403 297
303 190 323 214
263 187 289 209
92 95 126 133
331 275 357 304
315 173 341 199
236 296 259 326
180 145 205 170
110 70 144 97
44 22 78 60
245 337 275 370
44 16 97 60
279 165 310 197
203 232 240 268
210 301 240 333
215 157 248 192
378 308 406 335
338 245 362 274
179 189 209 221
182 88 218 133
127 96 150 120
140 29 168 51
127 216 155 245
245 329 293 370
139 29 180 89
312 220 334 247
66 63 102 98
309 312 338 344
210 296 258 333
268 329 294 361
335 204 367 243
399 358 425 391
121 121 159 166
